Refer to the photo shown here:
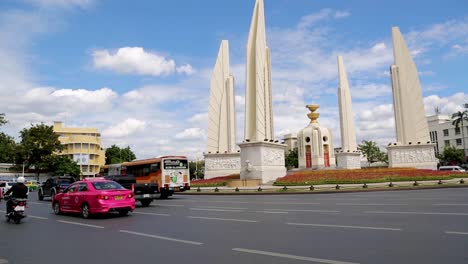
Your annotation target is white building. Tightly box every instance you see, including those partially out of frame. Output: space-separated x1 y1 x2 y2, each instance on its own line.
282 133 297 153
427 114 468 158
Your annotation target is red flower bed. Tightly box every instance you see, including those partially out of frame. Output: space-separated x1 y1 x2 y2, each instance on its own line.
274 168 467 186
191 174 240 187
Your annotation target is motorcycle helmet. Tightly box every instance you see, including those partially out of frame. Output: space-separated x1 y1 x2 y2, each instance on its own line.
17 176 26 183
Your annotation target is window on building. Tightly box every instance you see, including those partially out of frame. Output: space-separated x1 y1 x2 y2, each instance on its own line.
456 138 462 146
443 129 449 137
444 140 450 147
82 166 88 172
455 127 461 135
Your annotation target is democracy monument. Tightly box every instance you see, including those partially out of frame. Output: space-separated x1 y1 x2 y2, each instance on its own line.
204 0 437 182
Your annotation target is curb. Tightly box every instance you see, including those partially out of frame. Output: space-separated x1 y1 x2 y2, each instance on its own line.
178 184 468 196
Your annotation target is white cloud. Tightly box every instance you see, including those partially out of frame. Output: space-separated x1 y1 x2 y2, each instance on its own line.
175 128 206 140
176 64 195 75
189 113 208 124
92 47 194 76
51 87 117 104
298 9 350 29
423 93 468 116
351 83 391 99
24 0 94 9
102 118 146 138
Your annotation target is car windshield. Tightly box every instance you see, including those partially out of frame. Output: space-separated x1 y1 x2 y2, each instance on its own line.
57 178 74 184
92 181 126 190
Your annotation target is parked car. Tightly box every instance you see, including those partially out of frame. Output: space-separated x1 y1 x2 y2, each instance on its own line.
439 166 466 172
52 178 135 218
25 180 39 191
38 176 76 201
104 174 158 207
0 181 15 196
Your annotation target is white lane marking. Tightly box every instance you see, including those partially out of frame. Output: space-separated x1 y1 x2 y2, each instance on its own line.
28 215 48 220
57 220 104 229
206 201 250 204
133 212 170 216
256 211 289 214
336 203 408 206
263 202 321 205
119 230 203 245
445 231 468 235
195 206 248 210
190 208 243 212
151 203 185 207
232 248 359 264
188 216 258 223
1 210 47 220
264 209 340 213
365 211 468 216
287 223 402 231
434 204 468 206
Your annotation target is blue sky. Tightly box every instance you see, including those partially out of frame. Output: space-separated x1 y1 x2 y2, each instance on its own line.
0 0 467 159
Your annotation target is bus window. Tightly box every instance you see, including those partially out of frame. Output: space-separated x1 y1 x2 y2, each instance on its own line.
150 163 160 172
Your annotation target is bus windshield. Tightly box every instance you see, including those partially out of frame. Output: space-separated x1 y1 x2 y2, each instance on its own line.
163 159 188 170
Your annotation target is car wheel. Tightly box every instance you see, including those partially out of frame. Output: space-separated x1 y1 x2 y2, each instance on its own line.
38 190 44 201
118 210 129 217
81 203 90 219
53 201 61 215
140 200 152 207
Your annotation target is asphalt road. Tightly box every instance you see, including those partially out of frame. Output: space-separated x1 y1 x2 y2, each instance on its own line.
1 188 468 264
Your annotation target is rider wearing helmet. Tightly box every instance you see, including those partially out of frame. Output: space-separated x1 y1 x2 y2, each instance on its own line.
4 177 28 214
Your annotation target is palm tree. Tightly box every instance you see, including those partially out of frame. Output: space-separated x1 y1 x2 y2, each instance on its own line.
452 106 468 161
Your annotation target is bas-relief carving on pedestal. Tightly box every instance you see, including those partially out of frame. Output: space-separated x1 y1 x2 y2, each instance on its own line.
204 153 241 179
205 157 241 170
387 144 438 170
262 148 285 166
391 147 437 164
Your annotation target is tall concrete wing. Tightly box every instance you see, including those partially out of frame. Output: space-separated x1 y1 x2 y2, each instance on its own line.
207 40 236 153
337 56 357 152
238 0 285 184
387 27 437 170
390 27 430 145
244 0 274 142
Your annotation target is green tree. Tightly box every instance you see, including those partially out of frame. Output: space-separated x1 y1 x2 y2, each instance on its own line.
358 140 386 166
18 123 63 180
452 107 468 160
0 113 7 127
189 160 205 180
105 145 136 164
45 155 81 177
437 146 464 165
285 148 298 169
0 132 16 163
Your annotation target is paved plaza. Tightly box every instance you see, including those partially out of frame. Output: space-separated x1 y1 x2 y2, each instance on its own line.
1 188 468 264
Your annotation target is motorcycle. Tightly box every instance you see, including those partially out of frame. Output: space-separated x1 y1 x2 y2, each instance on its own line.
5 196 27 224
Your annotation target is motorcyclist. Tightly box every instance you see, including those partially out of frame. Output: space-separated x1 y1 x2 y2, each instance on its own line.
4 177 28 215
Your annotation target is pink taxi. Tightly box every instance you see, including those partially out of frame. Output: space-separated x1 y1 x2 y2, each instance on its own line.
52 178 135 219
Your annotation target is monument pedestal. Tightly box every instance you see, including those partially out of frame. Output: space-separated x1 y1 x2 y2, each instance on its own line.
387 143 438 170
204 153 241 179
238 141 287 184
336 152 361 169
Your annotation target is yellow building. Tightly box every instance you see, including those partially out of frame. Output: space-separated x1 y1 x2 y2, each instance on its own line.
53 121 106 177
